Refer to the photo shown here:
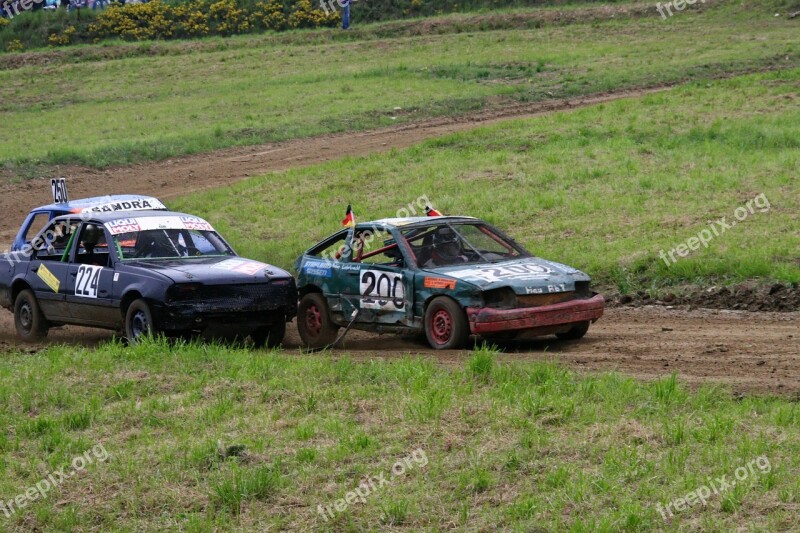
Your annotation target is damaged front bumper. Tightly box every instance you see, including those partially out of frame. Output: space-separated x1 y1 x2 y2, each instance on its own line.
466 293 605 335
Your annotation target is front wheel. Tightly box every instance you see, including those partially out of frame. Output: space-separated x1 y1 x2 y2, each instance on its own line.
297 293 339 349
14 289 49 342
125 299 155 344
555 321 590 340
252 318 287 349
424 297 469 350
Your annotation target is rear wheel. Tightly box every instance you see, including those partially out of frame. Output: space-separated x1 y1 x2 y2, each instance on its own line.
297 293 339 349
252 318 287 349
555 321 590 340
125 299 155 344
424 297 469 350
14 289 49 342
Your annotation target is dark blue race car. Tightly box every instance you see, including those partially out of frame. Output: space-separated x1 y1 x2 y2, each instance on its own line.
0 211 296 346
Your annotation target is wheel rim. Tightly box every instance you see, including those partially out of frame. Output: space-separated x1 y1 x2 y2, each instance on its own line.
18 301 33 332
305 303 322 337
430 308 453 345
130 310 150 339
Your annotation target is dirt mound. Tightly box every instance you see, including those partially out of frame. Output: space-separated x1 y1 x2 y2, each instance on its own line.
612 282 800 312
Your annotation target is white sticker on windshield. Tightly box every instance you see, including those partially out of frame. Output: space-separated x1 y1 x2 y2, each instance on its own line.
105 216 215 235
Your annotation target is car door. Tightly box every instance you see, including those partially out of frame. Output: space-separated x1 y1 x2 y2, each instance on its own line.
64 222 118 326
340 227 413 326
26 218 80 321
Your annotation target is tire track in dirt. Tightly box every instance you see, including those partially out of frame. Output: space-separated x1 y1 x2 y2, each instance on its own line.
1 307 798 395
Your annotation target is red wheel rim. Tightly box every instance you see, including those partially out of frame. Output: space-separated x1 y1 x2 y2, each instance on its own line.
429 308 453 345
305 303 322 337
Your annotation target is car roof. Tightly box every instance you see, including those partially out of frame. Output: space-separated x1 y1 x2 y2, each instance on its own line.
34 195 166 213
53 210 204 223
363 216 479 229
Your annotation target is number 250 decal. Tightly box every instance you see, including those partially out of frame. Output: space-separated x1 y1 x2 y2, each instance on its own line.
75 265 102 299
360 270 405 310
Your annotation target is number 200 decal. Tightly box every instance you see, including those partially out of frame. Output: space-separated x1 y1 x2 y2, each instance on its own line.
360 270 405 310
75 265 102 299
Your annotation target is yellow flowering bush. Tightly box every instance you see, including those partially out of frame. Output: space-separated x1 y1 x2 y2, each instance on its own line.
0 16 10 29
209 0 250 36
89 2 176 41
288 0 339 29
48 26 76 47
174 0 210 37
251 0 287 32
6 39 23 52
65 0 342 46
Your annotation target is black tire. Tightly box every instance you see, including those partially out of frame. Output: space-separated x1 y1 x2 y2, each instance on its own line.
424 296 469 350
252 318 287 349
14 289 49 342
297 293 339 349
125 299 155 344
555 321 590 340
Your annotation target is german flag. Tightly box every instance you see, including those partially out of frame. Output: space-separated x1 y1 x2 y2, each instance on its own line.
425 205 443 216
342 204 355 227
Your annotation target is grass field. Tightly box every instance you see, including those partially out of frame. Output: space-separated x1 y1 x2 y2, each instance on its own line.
170 68 800 292
1 3 798 532
1 1 798 170
0 339 798 531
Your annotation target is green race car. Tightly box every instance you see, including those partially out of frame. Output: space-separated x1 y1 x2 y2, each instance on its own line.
295 216 604 350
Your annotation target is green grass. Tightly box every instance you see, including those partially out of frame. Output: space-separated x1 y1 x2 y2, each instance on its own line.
0 338 797 530
0 0 798 170
171 68 800 291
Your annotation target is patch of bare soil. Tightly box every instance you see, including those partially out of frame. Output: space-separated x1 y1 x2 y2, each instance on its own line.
609 282 800 312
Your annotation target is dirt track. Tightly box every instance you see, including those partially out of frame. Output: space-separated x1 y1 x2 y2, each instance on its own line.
0 87 670 245
0 307 798 395
0 85 797 395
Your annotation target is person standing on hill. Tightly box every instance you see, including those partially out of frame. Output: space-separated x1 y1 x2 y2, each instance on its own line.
341 0 350 30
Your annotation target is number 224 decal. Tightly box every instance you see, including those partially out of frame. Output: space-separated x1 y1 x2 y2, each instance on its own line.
360 270 405 310
75 265 102 299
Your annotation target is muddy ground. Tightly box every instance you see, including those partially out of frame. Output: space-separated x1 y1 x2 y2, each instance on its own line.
0 307 797 396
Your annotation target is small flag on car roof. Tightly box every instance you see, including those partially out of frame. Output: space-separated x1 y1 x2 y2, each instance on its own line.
342 205 355 227
425 205 443 216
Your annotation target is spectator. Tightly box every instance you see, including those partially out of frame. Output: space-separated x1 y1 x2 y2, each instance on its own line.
341 0 350 30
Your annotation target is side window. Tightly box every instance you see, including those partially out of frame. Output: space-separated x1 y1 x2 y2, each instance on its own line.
31 219 81 262
23 212 51 243
309 232 352 262
354 229 404 266
75 224 110 266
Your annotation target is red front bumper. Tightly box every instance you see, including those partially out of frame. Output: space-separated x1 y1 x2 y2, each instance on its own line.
466 294 605 335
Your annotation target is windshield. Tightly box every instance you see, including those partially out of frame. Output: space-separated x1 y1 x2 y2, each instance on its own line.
113 228 234 260
402 223 529 268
